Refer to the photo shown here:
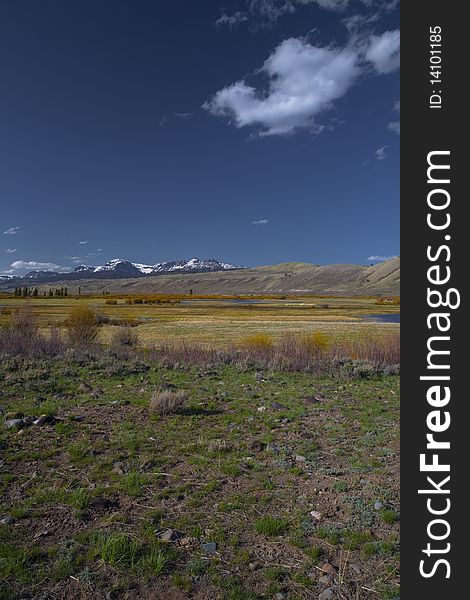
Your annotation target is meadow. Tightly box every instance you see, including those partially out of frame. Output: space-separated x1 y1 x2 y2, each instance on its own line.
0 295 400 600
0 294 399 347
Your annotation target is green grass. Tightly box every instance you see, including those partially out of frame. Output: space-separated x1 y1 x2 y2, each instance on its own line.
255 516 290 537
0 353 399 598
381 509 400 524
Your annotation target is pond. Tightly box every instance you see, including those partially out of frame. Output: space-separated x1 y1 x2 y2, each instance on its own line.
362 313 400 323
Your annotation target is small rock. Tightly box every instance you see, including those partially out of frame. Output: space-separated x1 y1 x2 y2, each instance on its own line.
271 401 287 410
79 383 92 392
34 415 56 426
295 455 306 463
159 528 184 542
249 561 260 571
274 593 286 600
305 396 321 404
310 510 322 520
374 501 384 511
73 415 85 422
250 440 266 453
0 515 15 526
22 416 36 426
318 575 332 584
319 589 334 600
4 419 24 430
112 462 126 476
90 388 103 398
201 541 217 554
319 563 337 574
257 406 267 413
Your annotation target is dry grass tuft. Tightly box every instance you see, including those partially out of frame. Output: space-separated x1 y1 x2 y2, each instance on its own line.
149 390 189 415
66 305 100 346
241 333 273 350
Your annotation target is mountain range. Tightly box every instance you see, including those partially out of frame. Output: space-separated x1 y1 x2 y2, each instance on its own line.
2 258 243 283
0 257 400 296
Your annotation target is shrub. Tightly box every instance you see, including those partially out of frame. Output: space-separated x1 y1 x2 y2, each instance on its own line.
125 298 133 305
0 307 64 357
112 327 139 348
11 307 39 339
1 306 13 315
302 331 330 354
105 299 118 305
149 390 189 415
66 305 100 347
240 333 273 350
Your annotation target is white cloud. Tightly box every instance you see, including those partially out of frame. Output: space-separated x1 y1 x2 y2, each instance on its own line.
174 112 192 119
375 145 389 160
97 248 103 252
6 248 17 253
216 1 349 32
63 255 82 261
204 38 360 136
365 29 400 73
3 226 21 235
215 1 398 31
252 219 269 225
78 240 88 245
387 121 400 135
367 255 396 261
298 0 348 10
215 11 249 29
394 99 400 111
11 260 69 271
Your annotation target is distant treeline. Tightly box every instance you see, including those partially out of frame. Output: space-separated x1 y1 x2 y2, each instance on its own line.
13 286 69 297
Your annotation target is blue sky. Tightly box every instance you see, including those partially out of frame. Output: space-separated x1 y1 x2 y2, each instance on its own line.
0 0 399 274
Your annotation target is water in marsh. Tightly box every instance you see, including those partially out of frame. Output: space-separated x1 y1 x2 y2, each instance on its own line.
362 313 400 323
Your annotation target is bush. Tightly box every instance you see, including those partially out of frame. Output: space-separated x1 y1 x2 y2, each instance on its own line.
112 327 139 348
301 331 329 354
66 305 100 347
0 308 64 357
240 333 273 350
125 298 133 305
105 299 118 305
149 390 189 415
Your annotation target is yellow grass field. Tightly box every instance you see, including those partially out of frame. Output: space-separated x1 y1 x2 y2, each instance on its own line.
0 295 399 347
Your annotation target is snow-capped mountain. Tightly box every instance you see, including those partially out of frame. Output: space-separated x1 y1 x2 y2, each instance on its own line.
16 258 244 283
